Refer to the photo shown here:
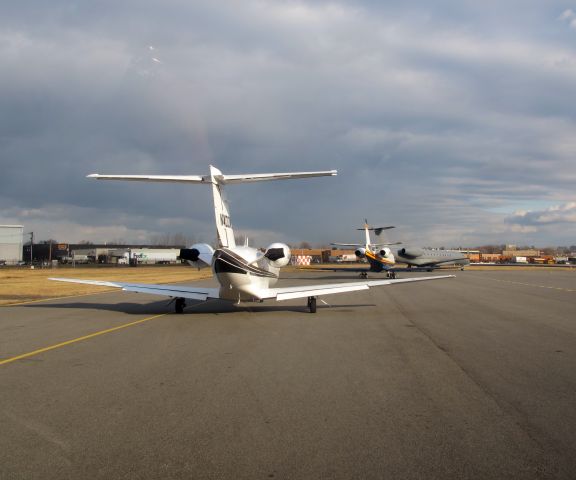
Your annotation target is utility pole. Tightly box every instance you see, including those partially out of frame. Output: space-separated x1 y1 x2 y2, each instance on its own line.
25 231 34 265
30 232 33 266
23 231 34 268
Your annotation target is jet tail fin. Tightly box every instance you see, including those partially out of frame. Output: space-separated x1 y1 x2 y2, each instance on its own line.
88 165 337 249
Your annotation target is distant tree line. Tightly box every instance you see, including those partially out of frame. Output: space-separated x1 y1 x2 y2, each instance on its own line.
25 236 576 255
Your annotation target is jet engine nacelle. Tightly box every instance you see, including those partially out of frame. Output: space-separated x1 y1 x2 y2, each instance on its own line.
398 247 424 259
379 247 395 261
180 243 215 269
379 247 391 257
264 243 291 268
355 247 366 258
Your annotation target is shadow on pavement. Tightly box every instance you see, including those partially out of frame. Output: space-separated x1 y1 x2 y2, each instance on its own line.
23 298 376 315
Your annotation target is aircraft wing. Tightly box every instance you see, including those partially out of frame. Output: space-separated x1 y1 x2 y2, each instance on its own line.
301 266 438 273
260 275 454 301
49 278 220 301
301 266 373 273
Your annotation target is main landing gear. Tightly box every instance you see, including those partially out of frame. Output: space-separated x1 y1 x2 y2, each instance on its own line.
307 296 317 313
175 297 186 314
359 272 368 279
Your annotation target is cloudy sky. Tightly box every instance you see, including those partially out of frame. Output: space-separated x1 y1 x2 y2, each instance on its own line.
1 0 575 248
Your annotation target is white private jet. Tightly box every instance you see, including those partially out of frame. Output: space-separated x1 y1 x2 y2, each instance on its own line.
51 166 454 313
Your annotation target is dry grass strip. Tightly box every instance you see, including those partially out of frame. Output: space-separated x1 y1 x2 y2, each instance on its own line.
0 266 213 306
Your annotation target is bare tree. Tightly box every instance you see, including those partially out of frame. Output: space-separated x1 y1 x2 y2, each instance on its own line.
38 239 58 245
150 232 196 246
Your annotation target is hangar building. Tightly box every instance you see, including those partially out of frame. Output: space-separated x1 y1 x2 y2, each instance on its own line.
0 225 24 265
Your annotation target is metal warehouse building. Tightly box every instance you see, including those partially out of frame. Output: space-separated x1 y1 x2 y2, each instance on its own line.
0 225 24 265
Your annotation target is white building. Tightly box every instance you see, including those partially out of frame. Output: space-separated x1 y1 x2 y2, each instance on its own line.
0 225 24 265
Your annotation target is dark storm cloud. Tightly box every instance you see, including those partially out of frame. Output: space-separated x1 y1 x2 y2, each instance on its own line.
1 1 575 246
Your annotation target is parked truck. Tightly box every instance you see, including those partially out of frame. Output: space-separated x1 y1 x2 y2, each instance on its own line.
125 249 180 264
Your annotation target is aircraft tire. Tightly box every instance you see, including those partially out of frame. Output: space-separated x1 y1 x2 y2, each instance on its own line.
175 297 186 314
308 296 317 313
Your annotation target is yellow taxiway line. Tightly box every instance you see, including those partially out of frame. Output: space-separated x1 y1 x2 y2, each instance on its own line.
0 313 168 367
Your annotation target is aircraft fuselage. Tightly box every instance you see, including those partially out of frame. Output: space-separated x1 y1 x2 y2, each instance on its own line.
212 246 280 301
395 248 470 268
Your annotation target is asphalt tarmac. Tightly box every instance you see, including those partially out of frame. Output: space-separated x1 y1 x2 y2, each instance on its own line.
1 269 575 479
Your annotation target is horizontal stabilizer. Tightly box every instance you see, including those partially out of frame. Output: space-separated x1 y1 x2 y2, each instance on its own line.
221 171 337 184
356 225 395 232
331 241 402 248
87 168 336 185
87 174 204 183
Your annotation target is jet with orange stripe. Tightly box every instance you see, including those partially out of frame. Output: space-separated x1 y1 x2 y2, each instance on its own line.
331 220 401 278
